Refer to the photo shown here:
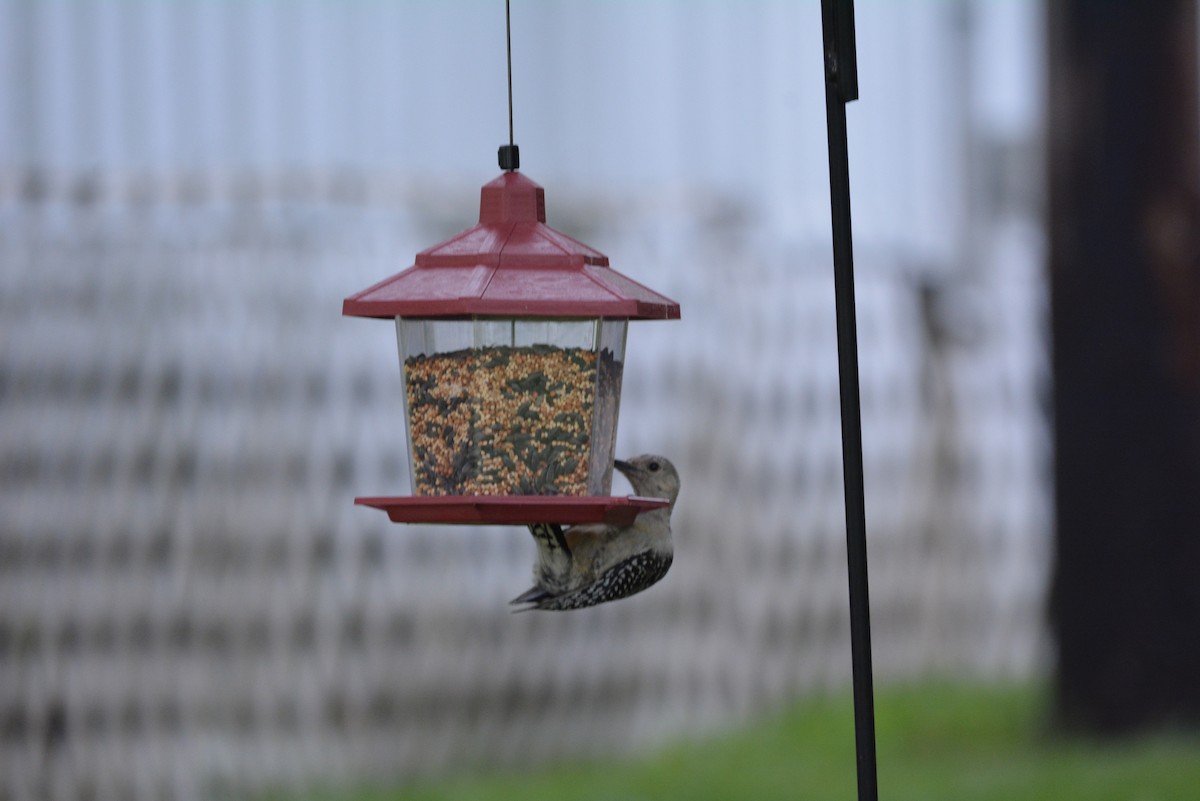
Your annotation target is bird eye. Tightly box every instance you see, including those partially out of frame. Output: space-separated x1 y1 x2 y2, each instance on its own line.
648 461 660 472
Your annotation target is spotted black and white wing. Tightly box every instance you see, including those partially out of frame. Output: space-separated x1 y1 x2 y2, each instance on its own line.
534 549 673 611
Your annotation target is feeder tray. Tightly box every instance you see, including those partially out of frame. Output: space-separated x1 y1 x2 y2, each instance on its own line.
355 495 671 526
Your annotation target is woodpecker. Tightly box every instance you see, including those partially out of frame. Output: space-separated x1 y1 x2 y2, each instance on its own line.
510 455 680 611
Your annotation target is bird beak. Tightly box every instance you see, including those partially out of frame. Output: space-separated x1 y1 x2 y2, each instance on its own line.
614 459 634 476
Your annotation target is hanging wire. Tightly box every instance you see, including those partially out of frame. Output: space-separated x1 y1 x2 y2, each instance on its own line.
506 0 514 150
499 0 519 170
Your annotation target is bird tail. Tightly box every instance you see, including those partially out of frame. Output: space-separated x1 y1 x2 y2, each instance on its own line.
508 585 551 611
528 522 570 556
528 521 573 581
519 522 572 609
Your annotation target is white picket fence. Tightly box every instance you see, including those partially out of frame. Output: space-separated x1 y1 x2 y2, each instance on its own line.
0 167 1049 801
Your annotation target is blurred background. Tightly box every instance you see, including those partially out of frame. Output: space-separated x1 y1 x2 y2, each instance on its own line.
1 1 1196 800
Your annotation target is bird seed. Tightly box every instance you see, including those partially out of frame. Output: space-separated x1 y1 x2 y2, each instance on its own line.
403 345 620 496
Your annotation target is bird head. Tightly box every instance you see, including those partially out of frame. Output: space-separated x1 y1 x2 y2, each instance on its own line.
614 455 680 505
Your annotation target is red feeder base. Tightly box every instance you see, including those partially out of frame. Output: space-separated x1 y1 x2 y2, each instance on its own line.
354 495 669 526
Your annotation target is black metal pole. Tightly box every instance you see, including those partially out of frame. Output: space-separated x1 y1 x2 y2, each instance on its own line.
819 2 878 800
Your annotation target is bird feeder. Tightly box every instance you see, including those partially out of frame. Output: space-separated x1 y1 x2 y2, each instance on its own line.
343 170 680 525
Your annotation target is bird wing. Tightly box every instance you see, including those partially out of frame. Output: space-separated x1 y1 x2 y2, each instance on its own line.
529 548 674 611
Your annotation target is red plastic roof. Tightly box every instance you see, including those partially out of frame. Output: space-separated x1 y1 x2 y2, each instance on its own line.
343 172 681 320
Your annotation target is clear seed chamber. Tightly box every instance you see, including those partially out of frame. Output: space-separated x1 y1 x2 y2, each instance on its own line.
397 317 627 496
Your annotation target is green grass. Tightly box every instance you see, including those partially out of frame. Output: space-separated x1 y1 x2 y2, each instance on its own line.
295 684 1200 801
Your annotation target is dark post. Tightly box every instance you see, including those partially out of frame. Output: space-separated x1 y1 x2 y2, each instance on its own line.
819 1 878 799
1048 0 1200 734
